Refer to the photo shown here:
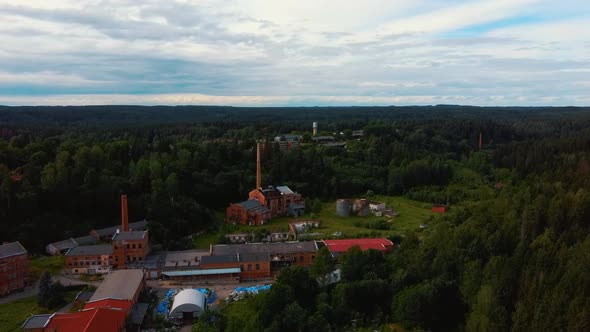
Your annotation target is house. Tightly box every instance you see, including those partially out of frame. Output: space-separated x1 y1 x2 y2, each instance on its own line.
226 199 271 225
65 244 113 275
46 238 79 256
322 238 394 259
0 241 28 297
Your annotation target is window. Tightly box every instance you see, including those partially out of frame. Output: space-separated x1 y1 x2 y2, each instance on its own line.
126 244 130 249
139 257 142 261
133 256 136 262
299 256 304 263
256 264 260 270
132 244 136 249
138 244 142 249
247 264 252 271
75 269 78 273
311 255 316 262
240 264 244 270
127 255 130 262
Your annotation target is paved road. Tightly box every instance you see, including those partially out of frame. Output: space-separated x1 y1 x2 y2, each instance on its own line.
0 281 38 304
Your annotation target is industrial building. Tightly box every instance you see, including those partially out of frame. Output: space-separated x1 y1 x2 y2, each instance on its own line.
274 134 302 150
322 238 394 258
0 241 28 297
22 270 147 332
62 195 150 274
226 143 305 225
226 199 271 225
65 244 113 275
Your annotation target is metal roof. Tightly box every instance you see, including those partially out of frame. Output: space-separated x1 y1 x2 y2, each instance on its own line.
170 289 206 318
21 314 53 329
89 270 144 302
112 230 147 241
66 244 113 256
276 186 294 195
94 220 148 236
0 241 27 259
162 267 241 277
236 199 266 211
239 252 270 262
212 241 318 256
73 235 98 246
323 238 394 253
201 254 239 265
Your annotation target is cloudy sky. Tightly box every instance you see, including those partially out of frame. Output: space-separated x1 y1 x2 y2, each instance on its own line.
0 0 589 106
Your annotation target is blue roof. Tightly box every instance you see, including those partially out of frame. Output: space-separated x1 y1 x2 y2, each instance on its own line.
162 268 241 277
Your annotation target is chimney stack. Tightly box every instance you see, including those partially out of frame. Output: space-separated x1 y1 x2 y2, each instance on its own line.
121 195 129 232
313 122 318 136
479 131 482 151
256 143 262 189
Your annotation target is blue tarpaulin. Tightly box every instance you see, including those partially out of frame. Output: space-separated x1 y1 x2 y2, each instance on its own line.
233 284 271 294
195 288 217 304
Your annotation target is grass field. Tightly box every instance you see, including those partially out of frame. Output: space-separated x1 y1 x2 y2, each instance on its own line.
193 195 437 248
0 290 79 332
29 256 65 281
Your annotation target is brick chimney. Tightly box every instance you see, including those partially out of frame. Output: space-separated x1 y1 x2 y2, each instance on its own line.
256 142 262 189
121 195 129 232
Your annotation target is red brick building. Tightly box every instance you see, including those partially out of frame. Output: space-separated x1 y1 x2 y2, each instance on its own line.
322 238 394 259
0 241 28 297
65 244 113 275
226 199 271 225
249 185 305 218
111 231 149 269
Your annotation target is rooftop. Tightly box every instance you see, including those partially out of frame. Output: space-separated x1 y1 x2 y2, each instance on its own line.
94 220 148 237
128 303 149 325
201 254 239 265
162 267 241 277
323 238 394 254
89 270 144 302
73 235 99 246
47 238 78 251
239 252 271 262
276 186 294 195
21 314 53 329
236 199 267 211
66 244 113 256
112 230 147 241
0 241 27 259
212 241 318 256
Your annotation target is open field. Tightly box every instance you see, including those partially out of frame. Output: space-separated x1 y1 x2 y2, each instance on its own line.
0 290 79 332
29 256 65 281
193 196 438 248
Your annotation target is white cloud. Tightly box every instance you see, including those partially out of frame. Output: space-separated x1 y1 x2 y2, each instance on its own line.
0 0 588 106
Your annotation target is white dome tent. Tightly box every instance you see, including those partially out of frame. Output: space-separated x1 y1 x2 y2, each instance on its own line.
169 289 206 320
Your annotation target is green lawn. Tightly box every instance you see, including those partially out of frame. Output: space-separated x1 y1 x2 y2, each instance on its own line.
29 256 65 281
0 290 79 332
193 195 438 248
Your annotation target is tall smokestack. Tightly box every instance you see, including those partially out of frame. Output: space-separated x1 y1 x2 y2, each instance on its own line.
313 122 318 136
121 195 129 232
479 131 482 151
256 143 262 189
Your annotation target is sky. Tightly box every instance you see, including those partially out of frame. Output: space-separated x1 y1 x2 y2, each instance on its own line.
0 0 589 106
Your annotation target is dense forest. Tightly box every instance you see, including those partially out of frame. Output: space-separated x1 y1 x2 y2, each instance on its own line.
2 105 590 330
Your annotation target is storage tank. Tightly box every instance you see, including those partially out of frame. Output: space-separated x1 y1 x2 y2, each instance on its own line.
336 199 351 217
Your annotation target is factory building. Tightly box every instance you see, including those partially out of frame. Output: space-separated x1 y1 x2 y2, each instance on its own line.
0 241 28 297
227 143 305 225
226 199 271 225
274 134 302 150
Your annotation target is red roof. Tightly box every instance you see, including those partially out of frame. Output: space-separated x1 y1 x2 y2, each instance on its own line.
323 238 394 253
45 308 126 332
84 298 133 312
